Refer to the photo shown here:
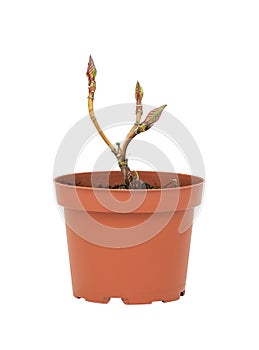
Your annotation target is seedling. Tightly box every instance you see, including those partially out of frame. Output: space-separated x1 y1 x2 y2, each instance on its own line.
86 55 167 189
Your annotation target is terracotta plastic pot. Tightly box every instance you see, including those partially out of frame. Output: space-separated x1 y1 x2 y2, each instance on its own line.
54 171 203 304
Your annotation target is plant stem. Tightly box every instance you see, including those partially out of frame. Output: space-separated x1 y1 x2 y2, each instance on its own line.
116 81 144 186
86 57 166 189
163 178 179 188
86 56 117 156
87 95 117 155
86 56 133 187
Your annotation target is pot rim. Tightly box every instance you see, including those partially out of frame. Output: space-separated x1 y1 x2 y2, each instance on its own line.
54 170 204 192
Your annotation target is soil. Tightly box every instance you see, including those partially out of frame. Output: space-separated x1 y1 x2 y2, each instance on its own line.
97 182 159 190
62 180 159 189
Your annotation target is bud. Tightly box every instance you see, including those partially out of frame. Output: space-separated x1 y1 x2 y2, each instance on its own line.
135 81 144 103
86 55 97 82
143 105 167 128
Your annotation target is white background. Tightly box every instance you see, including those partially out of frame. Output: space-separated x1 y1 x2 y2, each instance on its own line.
1 0 259 349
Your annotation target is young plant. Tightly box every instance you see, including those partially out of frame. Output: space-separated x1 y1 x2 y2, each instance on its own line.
86 55 167 189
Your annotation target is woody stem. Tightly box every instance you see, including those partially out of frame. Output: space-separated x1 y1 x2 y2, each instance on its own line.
87 91 117 156
117 87 143 186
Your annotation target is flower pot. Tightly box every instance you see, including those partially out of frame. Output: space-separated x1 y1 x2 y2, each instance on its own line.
54 171 203 304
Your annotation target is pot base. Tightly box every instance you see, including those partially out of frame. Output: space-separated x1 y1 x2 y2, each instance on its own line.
74 292 185 304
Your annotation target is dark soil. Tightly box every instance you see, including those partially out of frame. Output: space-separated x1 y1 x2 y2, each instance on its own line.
96 182 159 190
62 180 159 189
